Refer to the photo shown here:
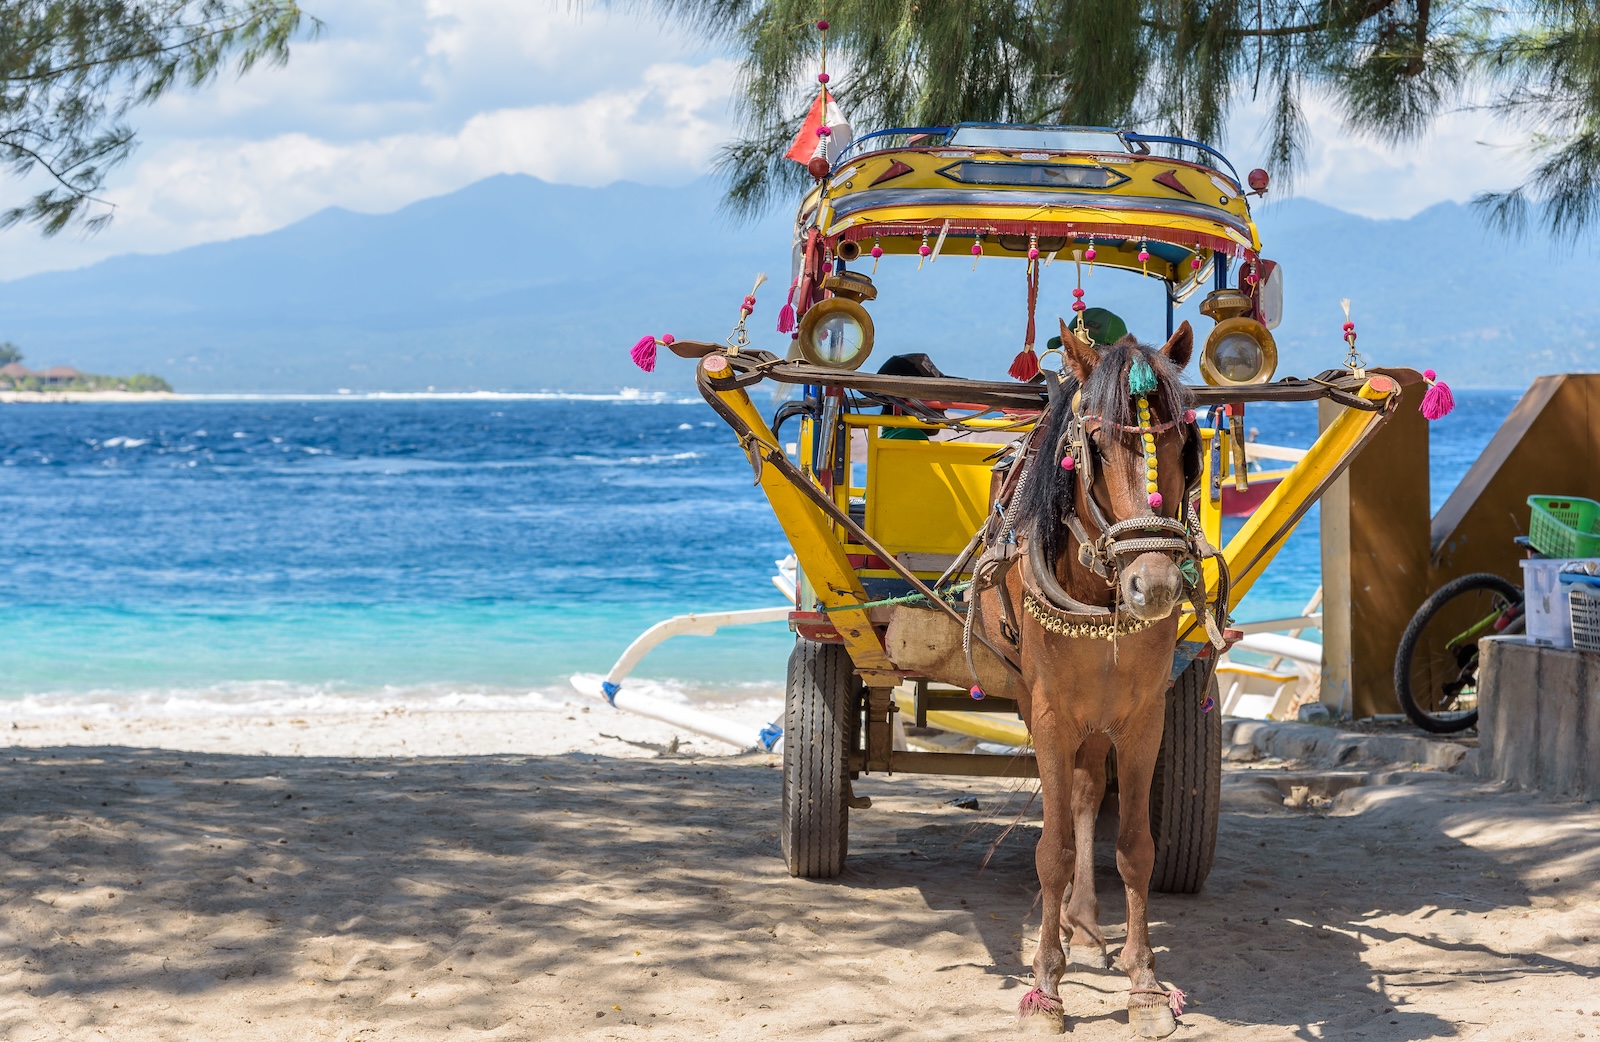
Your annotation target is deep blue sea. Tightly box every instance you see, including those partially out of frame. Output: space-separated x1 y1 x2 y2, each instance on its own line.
0 390 1517 716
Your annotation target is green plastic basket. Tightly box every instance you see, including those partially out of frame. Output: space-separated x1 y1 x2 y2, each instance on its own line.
1527 495 1600 558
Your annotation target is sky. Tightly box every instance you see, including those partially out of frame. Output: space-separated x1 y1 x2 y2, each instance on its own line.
0 1 1537 281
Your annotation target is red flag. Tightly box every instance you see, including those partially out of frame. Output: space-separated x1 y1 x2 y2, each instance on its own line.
785 90 832 164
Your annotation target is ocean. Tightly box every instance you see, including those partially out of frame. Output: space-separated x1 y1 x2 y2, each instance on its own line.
0 390 1517 718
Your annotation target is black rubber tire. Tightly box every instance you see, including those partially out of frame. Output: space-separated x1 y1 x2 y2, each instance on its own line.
1148 658 1222 895
781 639 856 878
1394 572 1521 734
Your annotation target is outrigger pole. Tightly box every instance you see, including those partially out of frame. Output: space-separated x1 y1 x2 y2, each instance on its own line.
570 605 791 753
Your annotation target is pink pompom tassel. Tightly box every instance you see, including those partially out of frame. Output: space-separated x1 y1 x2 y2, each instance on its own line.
777 277 798 333
630 335 658 373
1420 368 1454 420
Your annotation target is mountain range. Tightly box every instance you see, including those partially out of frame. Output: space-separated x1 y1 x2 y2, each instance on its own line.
0 173 1592 392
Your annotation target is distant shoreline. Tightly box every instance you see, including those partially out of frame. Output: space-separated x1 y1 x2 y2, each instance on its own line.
0 390 180 403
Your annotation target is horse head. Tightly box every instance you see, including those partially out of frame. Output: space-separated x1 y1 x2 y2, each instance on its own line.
1022 319 1199 623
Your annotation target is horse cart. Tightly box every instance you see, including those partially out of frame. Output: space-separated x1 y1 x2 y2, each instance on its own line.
634 123 1407 894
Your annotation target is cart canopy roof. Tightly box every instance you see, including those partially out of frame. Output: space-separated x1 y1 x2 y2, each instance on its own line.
806 123 1262 283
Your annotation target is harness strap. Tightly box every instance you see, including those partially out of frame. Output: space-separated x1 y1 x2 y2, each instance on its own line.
696 366 1025 678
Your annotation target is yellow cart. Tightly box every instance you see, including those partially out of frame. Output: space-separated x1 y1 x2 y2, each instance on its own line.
653 124 1402 888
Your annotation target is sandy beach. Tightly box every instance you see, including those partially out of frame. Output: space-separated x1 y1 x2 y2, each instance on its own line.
0 707 1593 1042
0 391 180 403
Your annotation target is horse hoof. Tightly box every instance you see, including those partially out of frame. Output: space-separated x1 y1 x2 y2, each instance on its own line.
1018 1009 1066 1035
1069 944 1110 969
1017 988 1066 1035
1129 1003 1177 1039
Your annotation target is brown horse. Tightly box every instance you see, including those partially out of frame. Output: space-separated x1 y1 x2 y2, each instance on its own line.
975 319 1214 1038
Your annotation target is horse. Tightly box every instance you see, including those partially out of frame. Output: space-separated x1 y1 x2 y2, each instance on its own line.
976 318 1216 1038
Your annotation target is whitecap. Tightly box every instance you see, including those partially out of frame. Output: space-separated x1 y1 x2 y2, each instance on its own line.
569 451 703 466
101 436 150 449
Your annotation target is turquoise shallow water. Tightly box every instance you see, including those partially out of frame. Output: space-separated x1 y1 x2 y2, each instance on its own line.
0 391 1516 713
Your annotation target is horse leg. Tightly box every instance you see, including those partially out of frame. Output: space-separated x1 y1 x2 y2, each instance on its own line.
1018 726 1080 1034
1064 732 1110 968
1113 721 1180 1039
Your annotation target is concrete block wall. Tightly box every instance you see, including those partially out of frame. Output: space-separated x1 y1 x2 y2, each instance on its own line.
1477 637 1600 800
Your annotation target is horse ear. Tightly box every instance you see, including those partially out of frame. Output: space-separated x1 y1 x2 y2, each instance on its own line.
1160 320 1194 370
1058 317 1098 383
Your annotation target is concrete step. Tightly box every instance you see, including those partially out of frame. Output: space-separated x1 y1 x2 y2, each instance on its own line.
1222 718 1477 774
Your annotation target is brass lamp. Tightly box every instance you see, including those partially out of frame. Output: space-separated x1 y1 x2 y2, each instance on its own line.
795 272 878 370
1197 288 1277 387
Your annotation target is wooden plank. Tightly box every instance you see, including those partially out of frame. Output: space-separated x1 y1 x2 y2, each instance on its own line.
850 750 1040 778
1319 369 1433 718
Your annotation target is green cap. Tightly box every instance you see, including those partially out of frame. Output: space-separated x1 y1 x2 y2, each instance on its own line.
1048 307 1129 350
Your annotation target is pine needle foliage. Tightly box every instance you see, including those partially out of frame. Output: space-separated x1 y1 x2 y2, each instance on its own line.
648 0 1600 238
1474 2 1600 241
0 1 317 235
646 0 1481 218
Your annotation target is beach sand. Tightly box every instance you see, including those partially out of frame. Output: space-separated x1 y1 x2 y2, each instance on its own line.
0 708 1596 1041
0 391 180 403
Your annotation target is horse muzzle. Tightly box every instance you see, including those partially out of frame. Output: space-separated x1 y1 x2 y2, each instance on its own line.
1119 552 1183 621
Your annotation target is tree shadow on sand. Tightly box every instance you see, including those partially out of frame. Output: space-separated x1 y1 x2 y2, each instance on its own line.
819 768 1600 1040
0 747 1594 1040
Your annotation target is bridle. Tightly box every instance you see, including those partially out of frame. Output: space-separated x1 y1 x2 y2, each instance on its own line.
1055 386 1198 585
966 360 1229 667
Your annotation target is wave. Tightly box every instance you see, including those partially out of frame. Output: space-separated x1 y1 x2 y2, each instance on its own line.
0 677 784 722
568 450 704 466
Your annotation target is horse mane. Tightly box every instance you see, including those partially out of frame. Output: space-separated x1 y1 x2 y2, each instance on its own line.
1018 335 1195 567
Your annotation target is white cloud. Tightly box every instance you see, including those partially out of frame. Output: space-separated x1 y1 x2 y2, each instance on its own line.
1227 92 1534 219
0 2 1551 280
0 59 735 278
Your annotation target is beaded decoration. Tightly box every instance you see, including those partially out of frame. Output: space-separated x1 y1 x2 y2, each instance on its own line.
1128 354 1163 510
1070 249 1089 341
1138 240 1151 276
725 272 767 353
870 235 883 274
917 230 931 269
1339 298 1367 375
1024 589 1160 639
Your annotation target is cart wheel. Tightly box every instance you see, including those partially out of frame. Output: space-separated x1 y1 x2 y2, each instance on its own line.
1148 658 1221 894
782 639 857 878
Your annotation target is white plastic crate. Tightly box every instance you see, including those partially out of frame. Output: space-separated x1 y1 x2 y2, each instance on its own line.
1522 558 1585 647
1567 583 1600 653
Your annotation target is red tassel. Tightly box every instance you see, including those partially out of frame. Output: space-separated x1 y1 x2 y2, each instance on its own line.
630 335 658 373
1420 368 1454 420
1009 348 1040 382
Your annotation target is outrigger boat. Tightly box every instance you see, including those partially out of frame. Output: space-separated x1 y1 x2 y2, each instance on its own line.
582 121 1445 889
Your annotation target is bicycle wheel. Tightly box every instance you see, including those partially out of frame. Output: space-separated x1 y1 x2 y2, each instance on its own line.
1393 573 1522 733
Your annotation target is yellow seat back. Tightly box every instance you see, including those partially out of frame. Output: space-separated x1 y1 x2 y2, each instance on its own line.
864 434 996 558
